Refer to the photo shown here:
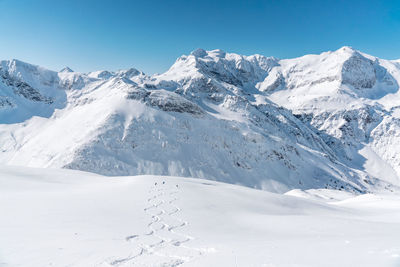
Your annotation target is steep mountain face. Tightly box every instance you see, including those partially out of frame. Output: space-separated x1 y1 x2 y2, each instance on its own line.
262 47 400 188
0 47 399 193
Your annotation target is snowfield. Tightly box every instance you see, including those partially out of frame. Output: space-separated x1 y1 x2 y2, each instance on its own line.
1 165 400 267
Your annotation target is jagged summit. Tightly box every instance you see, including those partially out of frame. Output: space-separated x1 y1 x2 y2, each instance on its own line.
190 48 226 58
117 67 144 78
206 49 227 58
2 58 32 68
1 59 40 75
160 48 279 90
191 48 208 58
87 70 113 79
335 45 357 54
59 66 74 73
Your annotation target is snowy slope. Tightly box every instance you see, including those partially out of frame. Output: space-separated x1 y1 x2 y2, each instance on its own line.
1 47 400 192
1 165 400 267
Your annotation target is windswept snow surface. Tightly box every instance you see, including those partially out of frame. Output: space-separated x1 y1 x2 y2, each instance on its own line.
1 166 400 267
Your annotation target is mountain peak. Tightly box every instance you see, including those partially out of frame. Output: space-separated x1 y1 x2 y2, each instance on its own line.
335 46 360 56
338 45 355 51
208 49 226 58
117 67 143 77
190 48 227 59
191 48 207 58
60 66 74 73
6 59 38 70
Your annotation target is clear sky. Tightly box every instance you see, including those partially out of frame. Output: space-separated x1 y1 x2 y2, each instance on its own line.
0 0 399 74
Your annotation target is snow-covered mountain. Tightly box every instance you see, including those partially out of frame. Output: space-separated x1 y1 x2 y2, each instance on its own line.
1 47 399 193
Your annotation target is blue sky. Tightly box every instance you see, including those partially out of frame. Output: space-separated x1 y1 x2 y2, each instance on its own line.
0 0 399 74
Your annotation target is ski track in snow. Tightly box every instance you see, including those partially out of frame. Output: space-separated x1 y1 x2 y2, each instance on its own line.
101 181 202 266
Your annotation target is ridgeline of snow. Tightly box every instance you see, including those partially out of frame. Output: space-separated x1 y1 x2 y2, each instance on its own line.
1 47 400 193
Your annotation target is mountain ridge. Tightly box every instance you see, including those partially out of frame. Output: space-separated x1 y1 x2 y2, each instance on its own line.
1 47 399 193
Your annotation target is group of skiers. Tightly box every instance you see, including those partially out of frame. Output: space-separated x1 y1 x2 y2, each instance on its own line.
154 181 179 188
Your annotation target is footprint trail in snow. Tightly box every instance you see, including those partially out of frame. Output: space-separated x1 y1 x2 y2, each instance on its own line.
106 180 203 266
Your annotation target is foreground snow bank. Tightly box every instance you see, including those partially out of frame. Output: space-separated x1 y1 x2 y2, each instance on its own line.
1 165 399 267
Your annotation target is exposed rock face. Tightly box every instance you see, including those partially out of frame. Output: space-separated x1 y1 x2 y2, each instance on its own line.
127 88 204 115
341 53 376 89
257 68 284 92
1 68 53 103
0 97 14 109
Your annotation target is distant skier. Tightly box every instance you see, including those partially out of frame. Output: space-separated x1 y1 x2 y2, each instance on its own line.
155 182 157 186
176 185 179 188
163 181 165 185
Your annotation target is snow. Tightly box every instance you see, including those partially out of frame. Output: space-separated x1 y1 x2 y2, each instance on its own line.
256 47 400 190
1 165 400 267
1 54 376 193
359 145 399 185
1 46 400 194
1 47 400 267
